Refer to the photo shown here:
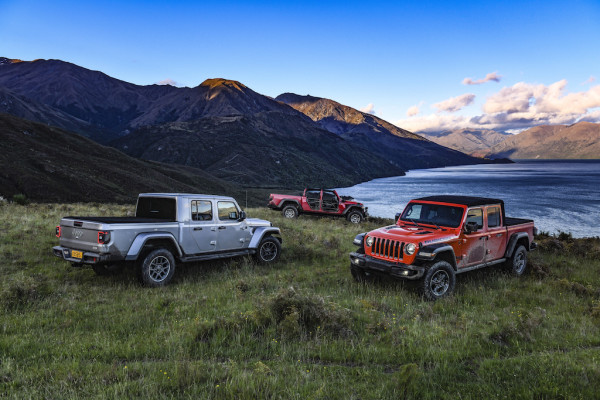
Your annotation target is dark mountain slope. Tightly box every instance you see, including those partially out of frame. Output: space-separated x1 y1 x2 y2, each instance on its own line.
0 113 261 203
0 87 102 138
276 93 489 170
112 111 406 188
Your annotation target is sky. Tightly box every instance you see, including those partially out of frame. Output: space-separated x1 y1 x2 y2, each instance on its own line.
1 0 599 133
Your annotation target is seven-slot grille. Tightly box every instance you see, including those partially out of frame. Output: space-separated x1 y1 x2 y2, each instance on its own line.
370 237 404 261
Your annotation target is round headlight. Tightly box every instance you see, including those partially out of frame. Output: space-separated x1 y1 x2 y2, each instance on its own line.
405 243 417 255
365 236 374 247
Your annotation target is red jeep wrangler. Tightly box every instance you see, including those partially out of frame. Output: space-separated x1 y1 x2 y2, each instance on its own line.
268 188 368 223
350 195 537 300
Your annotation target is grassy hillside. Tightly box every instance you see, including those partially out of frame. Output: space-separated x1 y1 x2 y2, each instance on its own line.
1 202 599 399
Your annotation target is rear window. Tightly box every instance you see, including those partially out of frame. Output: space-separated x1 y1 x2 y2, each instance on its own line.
136 197 177 220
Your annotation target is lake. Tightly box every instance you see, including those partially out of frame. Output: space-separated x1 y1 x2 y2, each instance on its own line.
337 160 600 238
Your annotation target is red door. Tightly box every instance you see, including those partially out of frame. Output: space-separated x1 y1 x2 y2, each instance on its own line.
485 205 507 261
459 207 486 268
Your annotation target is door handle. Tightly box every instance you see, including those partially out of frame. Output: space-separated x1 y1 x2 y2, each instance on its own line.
193 227 202 231
218 226 226 230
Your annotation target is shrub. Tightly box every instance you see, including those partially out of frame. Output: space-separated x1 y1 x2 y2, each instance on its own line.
11 194 28 205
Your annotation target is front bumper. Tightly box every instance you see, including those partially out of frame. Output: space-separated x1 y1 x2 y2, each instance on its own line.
52 246 111 264
267 201 280 210
349 252 425 280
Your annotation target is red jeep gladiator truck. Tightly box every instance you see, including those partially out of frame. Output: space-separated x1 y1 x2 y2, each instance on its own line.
268 188 368 223
350 195 537 300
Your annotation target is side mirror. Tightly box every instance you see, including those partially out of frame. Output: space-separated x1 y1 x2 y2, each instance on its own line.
464 221 478 234
395 212 401 222
238 210 247 221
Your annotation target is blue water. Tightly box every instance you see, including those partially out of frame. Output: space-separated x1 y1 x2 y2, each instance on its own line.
337 160 600 238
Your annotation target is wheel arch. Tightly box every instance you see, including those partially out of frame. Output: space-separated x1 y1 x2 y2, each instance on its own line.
249 227 282 249
281 200 300 210
505 233 530 259
416 244 457 270
126 233 183 261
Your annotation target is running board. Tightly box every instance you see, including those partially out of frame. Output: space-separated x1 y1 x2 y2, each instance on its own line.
456 258 506 274
179 249 255 263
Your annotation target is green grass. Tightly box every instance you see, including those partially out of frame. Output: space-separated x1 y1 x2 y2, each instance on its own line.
1 202 599 399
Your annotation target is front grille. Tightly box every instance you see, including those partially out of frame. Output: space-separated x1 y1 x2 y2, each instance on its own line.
371 237 404 261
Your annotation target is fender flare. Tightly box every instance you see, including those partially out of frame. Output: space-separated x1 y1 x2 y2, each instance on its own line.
249 227 282 249
280 200 301 209
505 232 529 258
343 206 366 216
125 232 183 261
416 243 457 269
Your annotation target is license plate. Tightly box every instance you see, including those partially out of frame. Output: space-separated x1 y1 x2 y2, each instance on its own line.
71 250 83 259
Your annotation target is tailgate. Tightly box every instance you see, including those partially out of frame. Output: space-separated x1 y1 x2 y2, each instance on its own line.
59 218 106 252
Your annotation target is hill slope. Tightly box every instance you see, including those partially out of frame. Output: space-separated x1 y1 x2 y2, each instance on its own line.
420 128 512 157
485 121 600 159
0 113 257 203
276 93 490 170
112 110 405 188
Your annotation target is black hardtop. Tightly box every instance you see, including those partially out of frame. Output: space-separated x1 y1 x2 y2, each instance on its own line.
416 195 504 207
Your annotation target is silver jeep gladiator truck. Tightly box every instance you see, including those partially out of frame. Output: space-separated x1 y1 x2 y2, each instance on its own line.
53 193 282 287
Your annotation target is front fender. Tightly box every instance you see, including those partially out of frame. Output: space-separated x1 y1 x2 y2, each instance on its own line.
249 227 282 248
125 232 183 261
416 243 457 269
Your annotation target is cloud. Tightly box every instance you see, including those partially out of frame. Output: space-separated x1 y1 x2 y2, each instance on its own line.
156 78 180 86
406 105 420 117
433 93 476 113
583 76 597 85
462 72 502 85
396 79 600 133
360 103 376 114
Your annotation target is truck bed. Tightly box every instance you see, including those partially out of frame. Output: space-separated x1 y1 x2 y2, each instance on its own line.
63 216 176 224
505 216 534 226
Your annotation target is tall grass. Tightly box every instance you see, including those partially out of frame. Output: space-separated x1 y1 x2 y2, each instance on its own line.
0 203 599 399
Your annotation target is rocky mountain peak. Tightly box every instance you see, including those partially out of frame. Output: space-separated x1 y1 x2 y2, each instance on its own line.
0 57 24 66
200 78 247 91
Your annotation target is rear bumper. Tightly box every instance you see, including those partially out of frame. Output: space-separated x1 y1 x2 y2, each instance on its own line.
349 252 424 280
52 246 112 264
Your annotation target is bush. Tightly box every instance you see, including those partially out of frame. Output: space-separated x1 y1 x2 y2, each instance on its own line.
11 194 29 205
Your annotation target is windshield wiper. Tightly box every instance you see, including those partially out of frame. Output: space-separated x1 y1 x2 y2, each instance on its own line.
406 218 421 228
430 222 445 231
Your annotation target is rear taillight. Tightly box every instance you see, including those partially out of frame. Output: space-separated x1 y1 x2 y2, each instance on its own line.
56 226 61 238
98 231 111 244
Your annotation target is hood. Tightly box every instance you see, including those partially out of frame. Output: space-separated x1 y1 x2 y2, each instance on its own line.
369 224 459 244
245 218 272 228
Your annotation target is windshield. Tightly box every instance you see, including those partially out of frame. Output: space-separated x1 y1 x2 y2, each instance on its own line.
400 202 464 228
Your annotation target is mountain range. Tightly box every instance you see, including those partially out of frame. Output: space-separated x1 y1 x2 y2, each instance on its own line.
420 123 600 159
0 57 497 199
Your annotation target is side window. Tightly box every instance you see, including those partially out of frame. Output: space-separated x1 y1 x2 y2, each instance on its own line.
191 200 213 221
466 208 483 229
487 206 501 228
218 201 239 221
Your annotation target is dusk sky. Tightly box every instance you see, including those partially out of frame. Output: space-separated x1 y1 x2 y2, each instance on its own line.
1 0 599 133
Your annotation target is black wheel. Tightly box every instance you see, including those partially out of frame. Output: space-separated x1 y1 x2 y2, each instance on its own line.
347 210 363 224
421 261 455 300
350 264 371 283
92 263 123 276
506 245 528 276
282 205 298 219
139 248 176 287
254 236 281 263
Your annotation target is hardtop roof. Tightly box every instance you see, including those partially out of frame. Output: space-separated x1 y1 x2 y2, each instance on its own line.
415 195 504 207
139 193 235 201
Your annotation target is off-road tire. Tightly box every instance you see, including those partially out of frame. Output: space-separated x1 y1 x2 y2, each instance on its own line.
139 248 176 287
254 236 281 263
92 263 123 276
282 205 299 219
347 210 363 224
506 245 528 276
421 260 455 301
